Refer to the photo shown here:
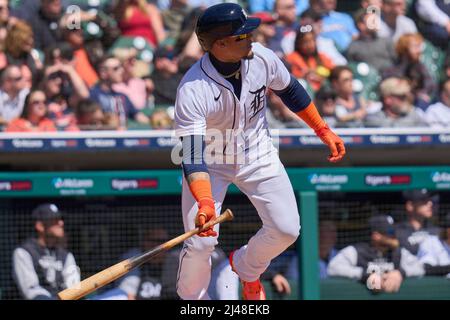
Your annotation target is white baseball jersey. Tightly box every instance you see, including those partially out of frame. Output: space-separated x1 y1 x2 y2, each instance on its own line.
175 42 291 159
174 42 301 300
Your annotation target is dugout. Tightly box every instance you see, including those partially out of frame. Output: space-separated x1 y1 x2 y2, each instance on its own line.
0 166 449 300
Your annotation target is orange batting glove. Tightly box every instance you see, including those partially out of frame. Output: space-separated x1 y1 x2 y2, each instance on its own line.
189 179 217 237
315 125 346 163
195 198 217 237
297 103 346 163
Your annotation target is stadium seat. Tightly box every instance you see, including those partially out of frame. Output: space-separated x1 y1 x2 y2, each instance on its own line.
347 61 382 101
67 0 111 11
420 40 446 85
108 36 155 65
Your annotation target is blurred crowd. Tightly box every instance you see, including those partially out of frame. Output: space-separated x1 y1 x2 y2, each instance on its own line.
0 0 448 132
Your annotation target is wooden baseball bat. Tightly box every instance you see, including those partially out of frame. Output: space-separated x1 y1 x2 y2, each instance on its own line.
57 209 234 300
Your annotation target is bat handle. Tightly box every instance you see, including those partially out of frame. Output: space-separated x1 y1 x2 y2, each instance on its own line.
199 209 234 233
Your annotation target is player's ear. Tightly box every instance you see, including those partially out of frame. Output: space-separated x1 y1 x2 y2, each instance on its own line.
216 39 227 48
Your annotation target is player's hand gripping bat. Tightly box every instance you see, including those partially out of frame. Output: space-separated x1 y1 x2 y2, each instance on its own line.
57 209 234 300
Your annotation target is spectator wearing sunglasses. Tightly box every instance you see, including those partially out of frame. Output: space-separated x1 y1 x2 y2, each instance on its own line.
365 77 428 127
5 89 56 132
90 55 150 130
0 64 29 126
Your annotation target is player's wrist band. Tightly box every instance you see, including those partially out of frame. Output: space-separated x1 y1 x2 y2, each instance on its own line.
314 124 331 137
189 179 214 206
199 198 215 209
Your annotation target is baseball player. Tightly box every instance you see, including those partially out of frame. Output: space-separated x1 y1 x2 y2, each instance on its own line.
174 3 345 300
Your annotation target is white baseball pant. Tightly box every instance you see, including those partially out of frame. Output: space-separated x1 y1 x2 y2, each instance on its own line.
176 148 300 300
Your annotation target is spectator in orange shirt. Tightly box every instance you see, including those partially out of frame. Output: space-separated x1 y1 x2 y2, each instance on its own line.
61 26 99 88
285 24 335 92
5 90 56 132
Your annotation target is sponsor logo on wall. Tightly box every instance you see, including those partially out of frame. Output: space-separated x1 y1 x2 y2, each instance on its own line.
111 179 159 191
308 174 349 190
431 171 450 189
52 178 94 195
365 175 411 186
0 180 32 191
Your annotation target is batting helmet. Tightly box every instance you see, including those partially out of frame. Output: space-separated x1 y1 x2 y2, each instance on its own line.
195 3 261 51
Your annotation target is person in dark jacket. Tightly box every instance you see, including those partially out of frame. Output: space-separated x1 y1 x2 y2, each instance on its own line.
327 215 424 293
12 203 80 300
395 189 441 256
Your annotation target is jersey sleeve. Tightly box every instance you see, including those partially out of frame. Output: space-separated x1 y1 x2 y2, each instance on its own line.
258 44 291 91
12 247 52 299
62 252 81 290
174 83 208 138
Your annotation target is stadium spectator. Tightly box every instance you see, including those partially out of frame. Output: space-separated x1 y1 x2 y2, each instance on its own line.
314 86 338 128
330 66 367 128
5 89 57 132
117 227 176 300
286 24 335 92
360 0 383 9
395 189 441 256
281 9 347 65
248 0 310 16
161 0 192 43
267 0 300 58
364 77 428 127
60 22 99 88
412 0 450 50
12 203 80 300
40 55 90 131
173 7 204 63
150 45 184 106
0 65 29 126
309 0 359 52
251 12 277 48
90 55 149 130
114 227 237 300
0 0 18 54
13 0 65 50
445 56 450 80
150 108 173 130
260 250 295 297
318 220 338 279
383 33 437 110
74 99 112 131
327 215 424 293
3 19 43 88
425 79 450 128
346 9 397 73
112 48 149 111
378 0 418 43
113 0 166 48
417 213 450 277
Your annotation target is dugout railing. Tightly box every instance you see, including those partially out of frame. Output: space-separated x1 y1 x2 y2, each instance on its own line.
0 166 449 299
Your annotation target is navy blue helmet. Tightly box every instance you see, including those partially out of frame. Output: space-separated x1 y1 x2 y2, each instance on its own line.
195 3 261 51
